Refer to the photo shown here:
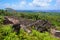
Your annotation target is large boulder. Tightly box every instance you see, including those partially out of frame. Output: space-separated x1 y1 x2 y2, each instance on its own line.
3 16 54 33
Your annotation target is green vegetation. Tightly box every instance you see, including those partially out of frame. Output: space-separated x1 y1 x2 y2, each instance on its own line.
0 9 60 40
0 25 60 40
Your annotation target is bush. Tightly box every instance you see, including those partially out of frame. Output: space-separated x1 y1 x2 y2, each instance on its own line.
0 16 4 24
18 29 60 40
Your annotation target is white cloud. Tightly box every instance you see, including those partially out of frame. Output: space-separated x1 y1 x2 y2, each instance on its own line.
56 0 60 6
20 1 27 7
52 0 60 10
28 0 52 7
2 1 27 10
3 0 53 9
1 0 60 10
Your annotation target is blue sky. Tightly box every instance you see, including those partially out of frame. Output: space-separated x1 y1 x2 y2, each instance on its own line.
0 0 60 10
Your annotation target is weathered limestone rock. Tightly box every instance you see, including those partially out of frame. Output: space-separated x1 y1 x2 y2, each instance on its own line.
51 28 60 38
55 31 60 37
3 16 53 33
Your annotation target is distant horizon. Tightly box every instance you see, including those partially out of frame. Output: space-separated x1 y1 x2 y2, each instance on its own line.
1 8 60 12
1 8 60 11
10 9 60 12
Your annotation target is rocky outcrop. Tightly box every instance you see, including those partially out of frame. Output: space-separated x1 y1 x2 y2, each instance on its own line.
3 16 53 33
4 16 20 24
3 16 60 38
51 29 60 38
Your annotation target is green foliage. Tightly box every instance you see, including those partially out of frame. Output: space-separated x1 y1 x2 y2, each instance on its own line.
19 12 60 28
0 25 12 40
31 30 59 40
0 9 60 40
0 25 59 40
19 29 60 40
0 16 4 24
4 32 20 40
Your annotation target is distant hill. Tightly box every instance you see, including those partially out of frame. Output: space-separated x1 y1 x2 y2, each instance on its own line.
5 8 60 12
16 10 60 12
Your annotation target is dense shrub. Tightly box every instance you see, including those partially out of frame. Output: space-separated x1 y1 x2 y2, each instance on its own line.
0 16 4 24
0 25 59 40
19 29 60 40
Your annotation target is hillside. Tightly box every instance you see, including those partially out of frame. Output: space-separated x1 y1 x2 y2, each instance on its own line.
0 9 60 40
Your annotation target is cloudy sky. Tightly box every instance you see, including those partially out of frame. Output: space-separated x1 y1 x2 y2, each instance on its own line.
0 0 60 10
